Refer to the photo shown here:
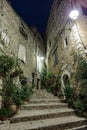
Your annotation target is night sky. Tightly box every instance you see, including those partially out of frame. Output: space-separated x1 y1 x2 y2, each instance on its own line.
9 0 53 34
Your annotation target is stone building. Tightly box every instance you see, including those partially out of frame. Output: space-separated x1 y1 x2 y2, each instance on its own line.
46 0 87 95
0 0 45 107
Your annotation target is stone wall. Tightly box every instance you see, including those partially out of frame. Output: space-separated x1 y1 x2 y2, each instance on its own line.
0 0 45 107
0 0 44 77
46 0 87 93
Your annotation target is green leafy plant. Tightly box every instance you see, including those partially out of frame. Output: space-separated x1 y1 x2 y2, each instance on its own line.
12 87 23 106
74 98 84 112
45 73 56 93
21 84 33 101
0 107 11 116
0 55 34 120
40 62 47 87
75 55 87 82
64 84 75 106
0 107 12 121
10 59 23 78
64 55 87 118
74 55 87 112
41 63 62 96
3 79 22 106
0 55 15 78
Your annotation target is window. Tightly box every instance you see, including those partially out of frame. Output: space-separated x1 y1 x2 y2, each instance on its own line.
49 40 51 48
64 37 68 49
81 6 87 16
1 31 9 46
19 23 28 40
56 0 62 8
18 44 26 63
53 48 58 66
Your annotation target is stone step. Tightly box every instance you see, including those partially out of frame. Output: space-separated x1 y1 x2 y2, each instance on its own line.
9 116 87 130
21 103 68 110
30 89 58 100
10 108 75 123
67 125 87 130
29 99 66 104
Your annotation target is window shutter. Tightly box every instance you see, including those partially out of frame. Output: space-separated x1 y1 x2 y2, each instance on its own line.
18 44 26 63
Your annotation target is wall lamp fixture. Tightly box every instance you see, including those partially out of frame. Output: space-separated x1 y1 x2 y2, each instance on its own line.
69 9 79 20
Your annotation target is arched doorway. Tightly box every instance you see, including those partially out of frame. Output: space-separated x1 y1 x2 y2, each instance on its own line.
61 70 71 99
63 74 70 87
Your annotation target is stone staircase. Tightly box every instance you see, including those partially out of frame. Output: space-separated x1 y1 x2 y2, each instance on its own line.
0 89 87 130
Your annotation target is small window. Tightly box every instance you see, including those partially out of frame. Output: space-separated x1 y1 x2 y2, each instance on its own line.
18 44 26 63
64 37 68 49
53 48 58 66
81 6 87 16
19 23 28 40
56 0 62 8
1 31 9 46
49 41 51 47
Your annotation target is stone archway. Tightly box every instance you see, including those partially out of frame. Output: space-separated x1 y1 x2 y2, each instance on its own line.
63 74 70 87
61 70 71 99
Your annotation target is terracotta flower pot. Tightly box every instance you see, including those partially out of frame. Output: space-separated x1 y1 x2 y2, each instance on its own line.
9 104 17 114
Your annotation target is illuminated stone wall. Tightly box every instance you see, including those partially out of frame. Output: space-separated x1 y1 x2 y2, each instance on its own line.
46 0 87 90
0 0 45 109
0 0 45 108
0 0 44 77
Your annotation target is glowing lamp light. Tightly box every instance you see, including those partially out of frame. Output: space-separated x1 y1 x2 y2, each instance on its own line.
69 10 79 20
37 56 44 72
40 57 44 60
37 56 44 61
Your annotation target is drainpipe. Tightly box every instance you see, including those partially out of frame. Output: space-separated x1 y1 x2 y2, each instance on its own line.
0 79 3 109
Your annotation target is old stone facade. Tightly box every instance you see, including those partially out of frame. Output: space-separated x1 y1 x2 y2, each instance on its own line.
0 0 45 107
46 0 87 95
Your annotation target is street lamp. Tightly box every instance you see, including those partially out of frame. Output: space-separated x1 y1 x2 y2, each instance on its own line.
69 9 79 20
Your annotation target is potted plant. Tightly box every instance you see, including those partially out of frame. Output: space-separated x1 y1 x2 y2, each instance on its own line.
0 107 11 121
3 79 22 114
12 87 23 108
21 84 32 103
0 55 25 116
